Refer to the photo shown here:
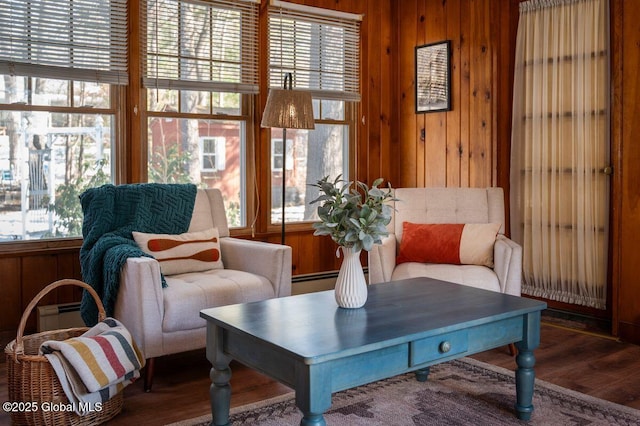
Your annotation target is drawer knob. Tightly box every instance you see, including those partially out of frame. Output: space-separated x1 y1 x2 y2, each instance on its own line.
439 341 451 353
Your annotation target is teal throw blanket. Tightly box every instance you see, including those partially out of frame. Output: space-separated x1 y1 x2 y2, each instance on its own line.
79 183 197 326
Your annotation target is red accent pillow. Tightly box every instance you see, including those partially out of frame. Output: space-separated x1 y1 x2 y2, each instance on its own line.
396 222 500 267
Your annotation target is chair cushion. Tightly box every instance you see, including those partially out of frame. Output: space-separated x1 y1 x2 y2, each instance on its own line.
396 222 500 267
133 228 223 275
391 262 501 292
161 269 274 332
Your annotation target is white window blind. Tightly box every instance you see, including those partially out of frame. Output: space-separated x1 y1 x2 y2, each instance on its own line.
143 0 259 94
268 0 361 101
0 0 128 85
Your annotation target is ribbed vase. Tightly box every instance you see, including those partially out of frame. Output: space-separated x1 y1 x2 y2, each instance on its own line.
334 246 368 309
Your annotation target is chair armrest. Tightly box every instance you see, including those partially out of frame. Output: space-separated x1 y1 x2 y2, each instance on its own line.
493 234 523 296
220 237 292 297
116 256 165 359
368 235 397 284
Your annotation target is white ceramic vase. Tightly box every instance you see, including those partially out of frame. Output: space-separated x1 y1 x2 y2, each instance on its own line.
334 246 368 308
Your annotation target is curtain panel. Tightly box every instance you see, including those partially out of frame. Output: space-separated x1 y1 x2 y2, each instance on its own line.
510 0 610 309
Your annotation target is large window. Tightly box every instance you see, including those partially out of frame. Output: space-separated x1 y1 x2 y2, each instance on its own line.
267 1 361 225
0 0 127 241
142 0 259 228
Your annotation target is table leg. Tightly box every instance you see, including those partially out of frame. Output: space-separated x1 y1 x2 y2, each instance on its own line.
210 365 232 426
296 364 332 426
300 413 326 426
415 367 430 382
206 324 233 426
515 348 535 420
514 311 541 421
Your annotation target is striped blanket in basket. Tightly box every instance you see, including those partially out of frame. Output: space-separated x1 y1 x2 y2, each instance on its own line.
40 318 145 415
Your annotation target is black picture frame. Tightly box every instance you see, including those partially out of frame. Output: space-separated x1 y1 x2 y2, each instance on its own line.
415 40 451 113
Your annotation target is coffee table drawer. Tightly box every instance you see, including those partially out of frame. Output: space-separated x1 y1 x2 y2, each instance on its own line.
410 331 468 366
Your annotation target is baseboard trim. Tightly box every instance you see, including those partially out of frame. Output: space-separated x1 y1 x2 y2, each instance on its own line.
292 271 339 283
542 308 612 337
291 268 369 295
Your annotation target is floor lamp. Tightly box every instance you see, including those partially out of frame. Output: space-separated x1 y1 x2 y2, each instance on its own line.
261 72 315 245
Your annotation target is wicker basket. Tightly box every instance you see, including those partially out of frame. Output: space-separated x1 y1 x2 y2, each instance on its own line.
4 279 124 426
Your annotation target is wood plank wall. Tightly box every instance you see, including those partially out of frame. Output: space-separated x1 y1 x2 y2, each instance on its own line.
394 0 515 191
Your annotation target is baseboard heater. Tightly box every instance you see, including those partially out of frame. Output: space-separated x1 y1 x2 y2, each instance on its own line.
291 268 369 295
37 302 84 332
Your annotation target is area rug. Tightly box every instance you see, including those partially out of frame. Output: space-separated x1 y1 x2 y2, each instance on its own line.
169 357 640 426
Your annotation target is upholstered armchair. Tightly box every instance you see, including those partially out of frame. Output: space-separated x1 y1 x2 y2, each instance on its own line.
368 187 521 297
112 188 292 391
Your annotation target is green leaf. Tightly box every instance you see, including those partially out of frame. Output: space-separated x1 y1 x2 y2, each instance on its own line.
362 234 374 251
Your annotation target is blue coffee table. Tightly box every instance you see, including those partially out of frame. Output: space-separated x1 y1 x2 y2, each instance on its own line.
200 278 547 425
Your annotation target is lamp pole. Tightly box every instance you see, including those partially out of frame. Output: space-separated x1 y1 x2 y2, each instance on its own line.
279 73 294 245
281 126 288 245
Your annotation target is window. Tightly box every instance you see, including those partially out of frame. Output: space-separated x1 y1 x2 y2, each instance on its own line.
0 0 127 242
267 1 361 225
142 0 259 228
271 138 293 172
200 136 226 172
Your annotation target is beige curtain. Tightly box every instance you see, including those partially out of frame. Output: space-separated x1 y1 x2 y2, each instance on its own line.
510 0 610 309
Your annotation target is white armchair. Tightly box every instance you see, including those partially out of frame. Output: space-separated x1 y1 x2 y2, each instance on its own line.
368 187 521 297
114 188 291 390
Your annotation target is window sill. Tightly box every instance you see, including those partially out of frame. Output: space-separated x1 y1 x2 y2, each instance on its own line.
0 238 83 256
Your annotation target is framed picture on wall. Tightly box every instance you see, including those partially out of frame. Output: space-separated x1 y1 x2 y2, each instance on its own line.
415 40 451 113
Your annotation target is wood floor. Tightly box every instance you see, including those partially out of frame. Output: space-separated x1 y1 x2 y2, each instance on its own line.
2 319 640 425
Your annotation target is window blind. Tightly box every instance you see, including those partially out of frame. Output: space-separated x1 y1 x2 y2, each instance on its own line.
0 0 128 85
267 0 361 101
142 0 259 94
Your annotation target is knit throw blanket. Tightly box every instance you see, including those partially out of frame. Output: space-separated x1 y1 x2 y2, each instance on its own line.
79 183 197 326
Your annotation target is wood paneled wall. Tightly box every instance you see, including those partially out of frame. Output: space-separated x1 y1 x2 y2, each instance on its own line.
394 0 515 191
0 246 84 348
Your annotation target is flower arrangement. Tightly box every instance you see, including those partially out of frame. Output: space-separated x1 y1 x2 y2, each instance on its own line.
309 175 395 252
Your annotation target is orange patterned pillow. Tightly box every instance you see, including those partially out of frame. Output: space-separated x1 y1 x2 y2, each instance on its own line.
396 222 500 267
132 228 223 275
